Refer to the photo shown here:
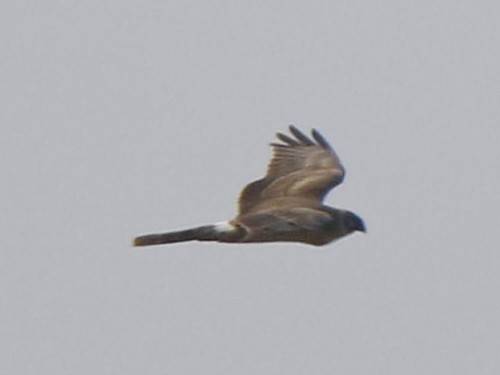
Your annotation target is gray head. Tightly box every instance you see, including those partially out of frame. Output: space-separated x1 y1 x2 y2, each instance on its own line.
343 210 366 234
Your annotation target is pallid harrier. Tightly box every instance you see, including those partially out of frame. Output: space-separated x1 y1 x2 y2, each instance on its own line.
134 126 365 247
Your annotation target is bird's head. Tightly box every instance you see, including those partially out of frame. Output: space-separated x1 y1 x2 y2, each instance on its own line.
343 210 366 234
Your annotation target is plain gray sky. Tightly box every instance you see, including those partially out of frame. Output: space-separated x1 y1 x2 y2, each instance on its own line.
2 1 500 374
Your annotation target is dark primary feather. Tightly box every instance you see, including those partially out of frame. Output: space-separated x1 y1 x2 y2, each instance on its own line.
311 129 333 149
276 132 300 146
289 125 315 145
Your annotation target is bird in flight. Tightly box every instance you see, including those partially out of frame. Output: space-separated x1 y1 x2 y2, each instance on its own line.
134 126 365 247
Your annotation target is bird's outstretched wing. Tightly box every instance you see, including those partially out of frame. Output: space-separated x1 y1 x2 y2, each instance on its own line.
239 126 345 214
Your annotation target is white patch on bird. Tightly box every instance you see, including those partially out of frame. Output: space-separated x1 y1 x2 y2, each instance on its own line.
213 221 234 233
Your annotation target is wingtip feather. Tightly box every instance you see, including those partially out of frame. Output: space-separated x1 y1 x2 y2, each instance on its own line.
311 129 332 149
289 125 314 145
276 132 300 146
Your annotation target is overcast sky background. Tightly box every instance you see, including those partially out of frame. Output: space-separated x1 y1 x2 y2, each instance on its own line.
2 1 500 374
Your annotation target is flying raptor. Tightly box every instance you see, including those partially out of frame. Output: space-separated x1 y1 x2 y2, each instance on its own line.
133 126 365 247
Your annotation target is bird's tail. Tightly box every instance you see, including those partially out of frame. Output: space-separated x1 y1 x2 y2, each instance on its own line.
133 222 244 247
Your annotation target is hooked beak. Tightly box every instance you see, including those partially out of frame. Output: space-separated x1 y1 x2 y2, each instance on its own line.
357 219 366 233
351 213 366 233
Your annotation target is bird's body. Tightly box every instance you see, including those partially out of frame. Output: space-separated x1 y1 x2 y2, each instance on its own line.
134 126 365 247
